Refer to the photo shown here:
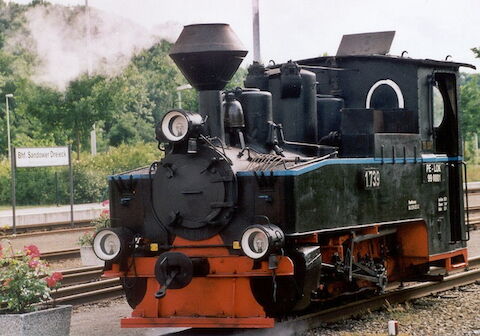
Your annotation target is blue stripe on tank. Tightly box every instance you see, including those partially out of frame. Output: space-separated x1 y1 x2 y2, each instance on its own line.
235 156 463 177
106 156 463 179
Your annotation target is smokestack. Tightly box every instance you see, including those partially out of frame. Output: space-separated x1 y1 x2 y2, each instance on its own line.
169 24 247 141
252 0 261 63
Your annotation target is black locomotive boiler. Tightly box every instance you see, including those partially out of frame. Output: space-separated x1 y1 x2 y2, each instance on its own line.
93 24 472 329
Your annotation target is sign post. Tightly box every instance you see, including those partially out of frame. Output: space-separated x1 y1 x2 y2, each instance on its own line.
11 147 16 234
69 145 74 227
11 146 73 233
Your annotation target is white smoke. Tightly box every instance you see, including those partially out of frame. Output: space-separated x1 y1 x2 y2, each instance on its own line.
7 4 182 90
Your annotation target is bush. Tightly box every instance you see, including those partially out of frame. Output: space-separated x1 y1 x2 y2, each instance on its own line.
465 138 479 165
0 244 63 313
0 142 162 206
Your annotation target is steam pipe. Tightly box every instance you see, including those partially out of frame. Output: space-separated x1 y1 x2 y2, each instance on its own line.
199 91 225 142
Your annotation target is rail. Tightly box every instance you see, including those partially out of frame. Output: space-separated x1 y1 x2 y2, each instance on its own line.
47 256 480 333
50 265 122 306
167 256 480 335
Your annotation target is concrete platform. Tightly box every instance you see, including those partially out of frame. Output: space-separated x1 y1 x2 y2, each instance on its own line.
0 203 107 254
0 203 108 229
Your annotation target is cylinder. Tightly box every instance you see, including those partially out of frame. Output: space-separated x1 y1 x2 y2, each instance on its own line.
269 68 317 145
316 95 344 139
239 90 273 148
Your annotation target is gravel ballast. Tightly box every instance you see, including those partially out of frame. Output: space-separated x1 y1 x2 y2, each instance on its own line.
304 282 480 336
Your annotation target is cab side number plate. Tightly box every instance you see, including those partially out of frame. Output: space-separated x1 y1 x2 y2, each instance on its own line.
363 168 381 189
422 163 444 183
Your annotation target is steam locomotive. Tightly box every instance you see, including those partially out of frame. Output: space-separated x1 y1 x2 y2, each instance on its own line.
93 24 472 329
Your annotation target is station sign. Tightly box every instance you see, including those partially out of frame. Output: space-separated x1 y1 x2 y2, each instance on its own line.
15 147 69 167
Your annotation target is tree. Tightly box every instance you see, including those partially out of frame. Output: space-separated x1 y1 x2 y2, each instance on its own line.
461 47 480 140
131 41 184 123
62 75 107 159
472 48 480 59
12 79 67 148
0 1 248 158
460 74 480 139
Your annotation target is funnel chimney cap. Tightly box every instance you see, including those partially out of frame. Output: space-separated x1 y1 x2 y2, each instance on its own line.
170 23 247 55
170 23 248 91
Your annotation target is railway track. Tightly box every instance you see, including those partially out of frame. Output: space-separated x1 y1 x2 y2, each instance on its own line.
48 256 480 334
273 257 480 334
40 248 80 261
468 206 480 228
166 256 480 336
51 265 122 306
1 219 92 235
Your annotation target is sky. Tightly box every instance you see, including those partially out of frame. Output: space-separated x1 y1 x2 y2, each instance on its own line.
10 0 480 73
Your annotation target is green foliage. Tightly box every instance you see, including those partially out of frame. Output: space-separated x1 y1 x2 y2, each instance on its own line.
78 212 111 246
472 47 480 59
91 212 111 231
77 231 94 247
0 243 62 313
0 1 197 159
0 142 161 206
225 66 247 90
460 74 480 139
0 0 250 202
68 142 162 203
0 0 246 161
464 138 479 164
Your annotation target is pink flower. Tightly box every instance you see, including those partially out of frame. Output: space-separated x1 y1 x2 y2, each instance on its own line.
101 200 110 207
24 245 41 258
51 272 63 281
45 276 57 288
45 272 63 288
28 259 39 268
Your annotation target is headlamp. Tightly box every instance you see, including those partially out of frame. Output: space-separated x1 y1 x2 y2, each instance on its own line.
93 228 132 262
240 224 285 260
157 109 203 143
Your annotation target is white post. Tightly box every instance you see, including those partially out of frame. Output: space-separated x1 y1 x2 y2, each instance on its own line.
388 320 398 336
5 94 13 161
176 84 192 109
90 123 97 156
252 0 261 63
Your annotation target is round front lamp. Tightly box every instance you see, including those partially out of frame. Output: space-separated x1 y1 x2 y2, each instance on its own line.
93 228 131 262
157 110 203 143
241 224 285 260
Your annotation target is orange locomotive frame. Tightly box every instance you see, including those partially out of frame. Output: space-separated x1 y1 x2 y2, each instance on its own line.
104 235 294 328
102 221 468 329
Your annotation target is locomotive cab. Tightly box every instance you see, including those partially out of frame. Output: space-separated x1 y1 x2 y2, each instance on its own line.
96 25 472 329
